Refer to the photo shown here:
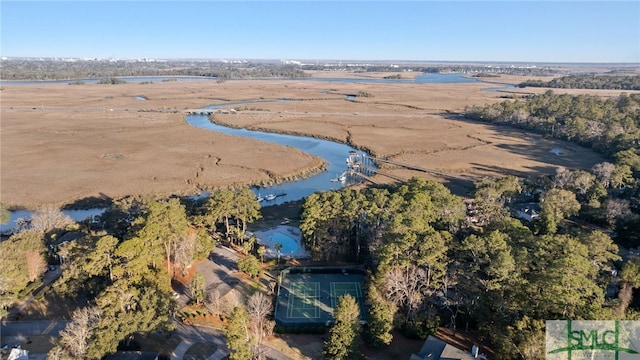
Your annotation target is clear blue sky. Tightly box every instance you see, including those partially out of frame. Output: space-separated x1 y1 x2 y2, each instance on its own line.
1 1 639 63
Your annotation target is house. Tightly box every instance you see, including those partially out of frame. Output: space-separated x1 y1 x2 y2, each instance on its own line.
7 348 29 360
512 202 541 222
409 335 481 360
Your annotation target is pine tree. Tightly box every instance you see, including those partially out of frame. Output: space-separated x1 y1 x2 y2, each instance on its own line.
324 294 361 360
226 306 254 360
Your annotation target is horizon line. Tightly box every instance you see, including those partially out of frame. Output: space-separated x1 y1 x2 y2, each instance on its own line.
2 56 639 66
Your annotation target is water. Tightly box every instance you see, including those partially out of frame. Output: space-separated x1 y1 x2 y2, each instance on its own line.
481 83 517 92
269 232 299 254
186 114 361 205
1 208 107 235
305 72 479 84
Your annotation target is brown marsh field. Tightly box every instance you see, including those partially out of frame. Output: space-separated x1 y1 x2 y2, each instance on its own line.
2 71 629 208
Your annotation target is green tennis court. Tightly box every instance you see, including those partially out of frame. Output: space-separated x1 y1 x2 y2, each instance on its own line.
275 267 367 327
287 281 321 319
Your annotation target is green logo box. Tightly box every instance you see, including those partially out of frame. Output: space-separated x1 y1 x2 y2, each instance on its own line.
547 320 640 359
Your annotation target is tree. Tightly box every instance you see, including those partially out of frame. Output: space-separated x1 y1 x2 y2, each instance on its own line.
618 259 640 314
174 231 197 276
592 162 616 188
57 306 101 359
226 306 254 360
324 294 361 360
473 176 522 226
189 272 207 305
84 235 119 281
237 254 261 278
136 199 189 273
247 292 274 357
604 198 631 226
205 290 223 317
242 235 256 255
257 245 266 264
274 242 283 264
610 164 633 189
0 230 47 300
30 204 74 235
205 188 261 245
25 249 47 282
232 188 262 241
365 283 395 347
539 188 581 233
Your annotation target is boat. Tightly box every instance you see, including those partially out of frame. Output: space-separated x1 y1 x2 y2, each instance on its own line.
265 194 276 201
339 174 347 182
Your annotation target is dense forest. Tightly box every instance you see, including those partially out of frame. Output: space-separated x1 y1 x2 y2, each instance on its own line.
519 75 640 90
299 174 639 358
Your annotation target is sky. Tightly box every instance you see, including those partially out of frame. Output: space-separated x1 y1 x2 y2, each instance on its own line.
1 1 639 63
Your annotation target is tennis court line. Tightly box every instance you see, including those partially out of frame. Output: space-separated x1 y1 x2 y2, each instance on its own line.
287 281 321 319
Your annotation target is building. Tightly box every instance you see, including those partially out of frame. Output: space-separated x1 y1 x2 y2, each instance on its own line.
512 202 541 222
105 351 159 360
409 335 482 360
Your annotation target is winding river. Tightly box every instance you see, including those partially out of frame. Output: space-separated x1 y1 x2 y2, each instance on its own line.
0 73 501 233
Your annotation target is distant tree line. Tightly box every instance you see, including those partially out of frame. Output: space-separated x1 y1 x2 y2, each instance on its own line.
0 59 310 81
464 91 640 160
464 90 640 235
519 74 640 90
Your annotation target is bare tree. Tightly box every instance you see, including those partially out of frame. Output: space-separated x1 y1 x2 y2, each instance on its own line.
59 305 101 359
30 204 74 235
382 265 429 322
223 290 244 316
174 232 196 276
592 162 615 188
205 290 223 317
25 250 47 282
247 292 274 360
553 167 573 189
605 198 631 226
47 346 69 360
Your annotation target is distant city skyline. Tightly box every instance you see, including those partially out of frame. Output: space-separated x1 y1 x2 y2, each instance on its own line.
1 1 639 63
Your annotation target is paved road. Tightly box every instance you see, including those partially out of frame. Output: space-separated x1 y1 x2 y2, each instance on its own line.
0 320 69 337
177 244 241 306
171 323 292 360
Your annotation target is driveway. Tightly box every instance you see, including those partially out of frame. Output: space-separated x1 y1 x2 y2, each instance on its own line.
177 245 241 306
5 266 62 320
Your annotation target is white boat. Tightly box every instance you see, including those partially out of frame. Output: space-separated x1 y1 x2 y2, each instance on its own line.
339 175 347 182
265 194 276 201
